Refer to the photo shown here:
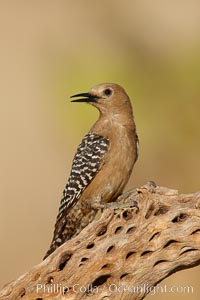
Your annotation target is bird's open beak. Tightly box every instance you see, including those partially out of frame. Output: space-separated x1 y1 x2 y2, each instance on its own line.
70 93 98 103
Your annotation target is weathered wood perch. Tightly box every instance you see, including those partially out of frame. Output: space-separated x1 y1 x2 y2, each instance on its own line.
1 183 200 300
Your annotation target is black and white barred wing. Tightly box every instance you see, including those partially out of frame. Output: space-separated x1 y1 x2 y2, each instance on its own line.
57 133 109 221
43 133 109 259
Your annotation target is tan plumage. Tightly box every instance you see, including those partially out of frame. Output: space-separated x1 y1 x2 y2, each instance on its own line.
44 83 138 259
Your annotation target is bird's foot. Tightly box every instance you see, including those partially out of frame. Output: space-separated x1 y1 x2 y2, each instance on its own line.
136 181 157 193
93 199 139 213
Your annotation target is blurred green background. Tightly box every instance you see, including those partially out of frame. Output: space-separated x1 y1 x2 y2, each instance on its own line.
0 1 199 299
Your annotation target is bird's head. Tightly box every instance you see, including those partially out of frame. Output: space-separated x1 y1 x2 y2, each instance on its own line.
70 83 132 115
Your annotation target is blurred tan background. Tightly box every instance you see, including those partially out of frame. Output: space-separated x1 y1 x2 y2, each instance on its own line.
0 1 200 299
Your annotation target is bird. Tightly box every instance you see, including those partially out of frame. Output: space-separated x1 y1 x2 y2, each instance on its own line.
44 83 139 259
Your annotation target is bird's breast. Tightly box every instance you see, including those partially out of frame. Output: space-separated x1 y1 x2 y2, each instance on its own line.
81 124 137 206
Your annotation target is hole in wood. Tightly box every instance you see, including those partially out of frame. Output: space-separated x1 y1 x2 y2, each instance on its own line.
181 248 197 256
87 242 95 249
164 240 178 248
153 260 168 267
107 245 115 253
126 251 136 259
120 273 129 279
129 200 139 211
46 276 54 284
81 257 88 262
122 210 132 220
172 213 188 223
154 205 169 216
97 225 107 236
101 264 109 269
19 288 26 298
126 226 136 234
141 250 153 257
58 252 72 271
91 274 111 288
63 288 68 295
145 203 155 219
63 287 69 294
192 229 200 235
115 226 123 234
149 232 160 241
35 298 43 300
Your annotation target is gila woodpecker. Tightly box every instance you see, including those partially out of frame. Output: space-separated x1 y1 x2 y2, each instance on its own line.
44 83 139 259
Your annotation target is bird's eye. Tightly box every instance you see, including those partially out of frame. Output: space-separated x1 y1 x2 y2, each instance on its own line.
103 88 112 96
